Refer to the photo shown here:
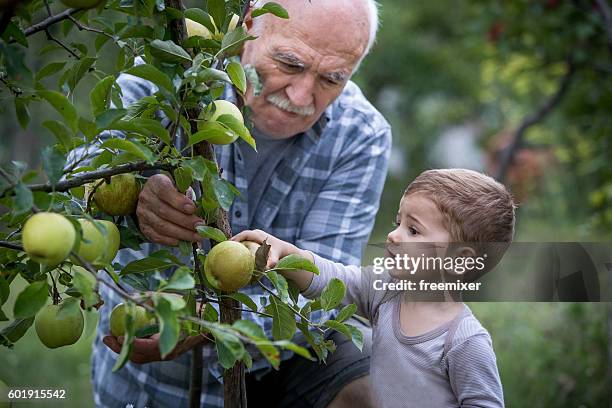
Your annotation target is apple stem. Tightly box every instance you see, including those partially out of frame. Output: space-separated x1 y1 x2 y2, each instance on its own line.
48 269 61 305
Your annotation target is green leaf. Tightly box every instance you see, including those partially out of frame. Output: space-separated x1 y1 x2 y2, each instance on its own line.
345 323 364 352
253 340 281 368
273 340 314 360
41 146 66 187
121 257 178 275
67 56 96 91
14 97 30 130
101 138 155 162
335 303 357 323
72 267 99 308
219 26 253 57
155 296 181 359
164 266 195 291
188 122 234 147
275 254 319 275
0 277 9 306
158 293 187 310
207 0 226 29
266 271 289 302
265 296 296 341
203 303 218 322
233 319 266 339
35 61 67 82
323 319 352 340
320 278 345 311
13 183 33 214
95 108 127 128
90 75 115 116
224 293 258 312
183 157 210 181
132 118 171 145
211 177 235 211
43 120 73 150
216 114 256 150
197 67 231 83
125 64 175 94
184 9 218 35
226 61 247 94
79 117 98 140
252 2 290 19
173 167 193 193
149 39 192 63
13 281 48 318
212 329 244 369
196 225 227 242
0 317 34 343
37 90 78 132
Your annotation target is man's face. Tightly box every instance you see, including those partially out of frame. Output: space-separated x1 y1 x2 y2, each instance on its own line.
241 2 368 138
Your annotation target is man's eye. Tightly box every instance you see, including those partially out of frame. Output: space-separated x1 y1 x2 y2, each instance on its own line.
279 62 302 73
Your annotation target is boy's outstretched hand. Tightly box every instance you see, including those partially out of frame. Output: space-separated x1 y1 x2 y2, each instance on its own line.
231 229 316 291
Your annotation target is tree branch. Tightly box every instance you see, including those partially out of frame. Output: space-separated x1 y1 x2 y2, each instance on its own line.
22 8 81 37
26 161 175 193
496 56 576 183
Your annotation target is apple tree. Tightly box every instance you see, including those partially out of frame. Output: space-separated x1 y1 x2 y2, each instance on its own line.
0 1 363 406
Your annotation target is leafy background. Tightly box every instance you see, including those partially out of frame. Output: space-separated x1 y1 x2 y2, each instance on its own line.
1 0 611 406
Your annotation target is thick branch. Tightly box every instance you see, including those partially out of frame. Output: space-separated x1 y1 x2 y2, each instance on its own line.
27 161 174 192
496 57 576 183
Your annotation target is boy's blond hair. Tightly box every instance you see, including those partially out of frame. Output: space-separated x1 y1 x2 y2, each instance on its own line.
405 169 516 277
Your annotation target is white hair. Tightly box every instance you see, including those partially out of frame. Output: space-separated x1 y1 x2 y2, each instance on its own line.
250 0 380 72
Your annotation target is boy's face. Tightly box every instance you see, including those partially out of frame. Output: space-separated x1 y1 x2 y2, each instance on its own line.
386 192 451 278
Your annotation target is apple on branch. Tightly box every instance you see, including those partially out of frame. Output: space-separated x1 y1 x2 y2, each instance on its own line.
93 173 141 216
198 100 245 145
35 298 84 349
22 212 76 266
204 241 254 292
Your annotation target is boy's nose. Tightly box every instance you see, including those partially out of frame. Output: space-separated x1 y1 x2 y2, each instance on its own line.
387 229 400 244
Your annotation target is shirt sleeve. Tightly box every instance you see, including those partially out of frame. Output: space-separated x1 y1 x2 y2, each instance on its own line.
447 334 505 408
295 125 391 265
302 253 379 321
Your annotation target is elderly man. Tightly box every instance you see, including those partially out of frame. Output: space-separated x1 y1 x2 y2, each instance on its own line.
92 0 391 407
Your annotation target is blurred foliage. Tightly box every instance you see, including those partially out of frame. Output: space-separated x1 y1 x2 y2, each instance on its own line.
0 0 611 407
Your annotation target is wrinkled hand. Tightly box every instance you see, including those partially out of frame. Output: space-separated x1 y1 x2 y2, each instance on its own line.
103 333 207 364
136 174 203 246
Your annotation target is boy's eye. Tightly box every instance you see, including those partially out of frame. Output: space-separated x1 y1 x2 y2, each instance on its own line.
409 226 419 236
393 220 400 227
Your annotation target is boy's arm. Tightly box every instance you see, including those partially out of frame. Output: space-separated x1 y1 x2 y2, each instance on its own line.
232 230 372 318
447 335 505 408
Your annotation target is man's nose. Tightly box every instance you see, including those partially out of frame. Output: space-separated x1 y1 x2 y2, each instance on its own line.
285 74 315 108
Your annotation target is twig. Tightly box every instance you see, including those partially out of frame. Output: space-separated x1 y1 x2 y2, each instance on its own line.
0 240 23 251
496 56 576 182
45 29 80 59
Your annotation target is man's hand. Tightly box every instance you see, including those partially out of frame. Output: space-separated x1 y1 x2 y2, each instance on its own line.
136 174 204 246
102 333 207 364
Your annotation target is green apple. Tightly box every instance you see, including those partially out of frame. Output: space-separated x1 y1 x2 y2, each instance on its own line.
98 220 120 265
73 219 106 265
186 18 216 39
93 173 141 216
109 303 153 337
204 241 254 292
22 212 76 266
60 0 104 9
35 299 84 348
198 100 244 145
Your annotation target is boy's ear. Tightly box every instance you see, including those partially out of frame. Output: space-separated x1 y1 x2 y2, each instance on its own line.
455 246 476 258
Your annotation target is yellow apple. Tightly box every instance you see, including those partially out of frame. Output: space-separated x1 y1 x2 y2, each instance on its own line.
22 212 76 266
98 220 120 265
198 100 244 145
204 240 254 292
35 299 84 348
109 303 154 337
93 173 141 216
186 18 216 39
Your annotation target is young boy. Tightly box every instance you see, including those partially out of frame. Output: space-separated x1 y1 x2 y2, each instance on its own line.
233 168 516 407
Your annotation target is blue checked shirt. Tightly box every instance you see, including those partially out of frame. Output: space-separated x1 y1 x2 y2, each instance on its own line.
90 71 391 408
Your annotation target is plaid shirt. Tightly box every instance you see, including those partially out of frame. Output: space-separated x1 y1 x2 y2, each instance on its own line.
90 73 391 408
